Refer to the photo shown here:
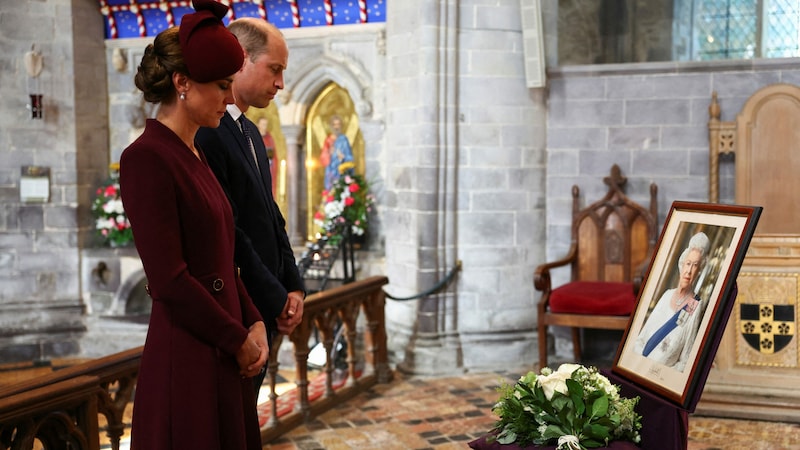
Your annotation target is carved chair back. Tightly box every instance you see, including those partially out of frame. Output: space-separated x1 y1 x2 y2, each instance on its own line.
570 165 658 286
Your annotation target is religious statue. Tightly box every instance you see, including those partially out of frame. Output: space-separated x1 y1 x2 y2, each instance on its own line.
320 115 354 191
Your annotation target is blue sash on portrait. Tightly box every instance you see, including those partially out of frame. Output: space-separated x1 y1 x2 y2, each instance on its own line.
643 295 700 357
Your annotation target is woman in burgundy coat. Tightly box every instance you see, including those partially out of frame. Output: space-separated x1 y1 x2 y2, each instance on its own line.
119 1 267 449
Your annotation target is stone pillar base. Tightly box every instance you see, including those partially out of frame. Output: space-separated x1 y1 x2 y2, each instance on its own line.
397 333 464 376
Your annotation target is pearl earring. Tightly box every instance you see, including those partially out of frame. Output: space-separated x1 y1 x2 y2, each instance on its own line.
179 92 186 100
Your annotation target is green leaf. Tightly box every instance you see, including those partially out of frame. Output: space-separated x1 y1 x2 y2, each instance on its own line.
566 378 585 416
584 423 611 440
551 395 571 411
534 382 548 404
496 429 517 444
540 412 560 424
541 424 568 440
566 378 584 397
582 438 608 448
521 371 538 386
591 394 609 418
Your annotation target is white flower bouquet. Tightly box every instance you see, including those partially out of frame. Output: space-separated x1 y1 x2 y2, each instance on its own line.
92 163 133 247
313 171 375 245
490 364 642 449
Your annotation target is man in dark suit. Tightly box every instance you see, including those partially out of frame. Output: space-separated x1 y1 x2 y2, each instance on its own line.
196 18 304 395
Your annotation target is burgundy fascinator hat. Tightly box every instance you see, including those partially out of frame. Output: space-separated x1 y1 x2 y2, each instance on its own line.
179 0 244 82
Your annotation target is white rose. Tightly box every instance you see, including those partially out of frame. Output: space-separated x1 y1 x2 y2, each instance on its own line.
324 201 344 216
556 363 582 376
596 375 617 397
110 199 126 215
537 365 578 400
95 218 112 230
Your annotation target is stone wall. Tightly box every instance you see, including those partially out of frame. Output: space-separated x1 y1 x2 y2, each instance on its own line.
0 0 108 363
544 59 800 287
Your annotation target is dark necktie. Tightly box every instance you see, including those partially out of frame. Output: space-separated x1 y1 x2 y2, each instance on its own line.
237 116 260 170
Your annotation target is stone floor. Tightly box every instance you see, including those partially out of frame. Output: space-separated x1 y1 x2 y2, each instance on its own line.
264 370 800 450
3 360 800 449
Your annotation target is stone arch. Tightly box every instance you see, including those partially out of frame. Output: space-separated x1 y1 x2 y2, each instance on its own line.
277 55 375 241
112 268 149 318
283 55 374 126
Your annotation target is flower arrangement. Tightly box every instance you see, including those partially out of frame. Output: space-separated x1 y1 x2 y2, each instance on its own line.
92 163 133 248
490 364 642 450
313 167 375 245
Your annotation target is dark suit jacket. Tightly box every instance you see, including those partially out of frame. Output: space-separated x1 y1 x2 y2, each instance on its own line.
196 113 304 341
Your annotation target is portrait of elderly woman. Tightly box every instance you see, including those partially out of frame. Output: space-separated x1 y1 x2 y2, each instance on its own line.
633 231 712 372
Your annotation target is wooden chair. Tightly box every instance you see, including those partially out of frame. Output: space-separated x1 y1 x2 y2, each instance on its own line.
535 164 658 369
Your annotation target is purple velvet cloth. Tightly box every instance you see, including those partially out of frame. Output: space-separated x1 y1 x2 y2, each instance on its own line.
605 371 687 450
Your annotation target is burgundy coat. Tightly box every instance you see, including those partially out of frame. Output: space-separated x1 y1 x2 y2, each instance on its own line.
120 119 263 450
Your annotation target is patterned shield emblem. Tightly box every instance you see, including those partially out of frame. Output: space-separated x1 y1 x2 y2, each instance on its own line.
740 303 795 354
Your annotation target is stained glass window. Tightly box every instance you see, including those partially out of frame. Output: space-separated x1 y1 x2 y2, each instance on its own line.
682 0 800 60
100 0 387 39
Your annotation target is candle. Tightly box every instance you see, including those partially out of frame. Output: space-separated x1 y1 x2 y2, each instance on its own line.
279 159 286 198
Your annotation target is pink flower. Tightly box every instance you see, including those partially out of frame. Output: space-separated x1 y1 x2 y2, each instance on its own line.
344 197 355 206
348 183 360 193
104 185 118 196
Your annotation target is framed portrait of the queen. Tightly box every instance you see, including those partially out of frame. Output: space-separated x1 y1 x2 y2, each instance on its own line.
613 201 761 410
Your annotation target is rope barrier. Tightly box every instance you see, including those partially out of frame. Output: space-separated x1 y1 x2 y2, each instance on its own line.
383 260 462 301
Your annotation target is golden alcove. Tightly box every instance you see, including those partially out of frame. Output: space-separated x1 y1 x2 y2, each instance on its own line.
246 102 289 218
304 82 365 241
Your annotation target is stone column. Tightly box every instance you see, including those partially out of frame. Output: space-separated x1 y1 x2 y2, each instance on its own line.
281 124 305 246
386 0 463 376
384 0 547 373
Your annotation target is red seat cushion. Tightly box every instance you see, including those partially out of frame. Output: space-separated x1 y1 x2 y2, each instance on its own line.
548 281 635 315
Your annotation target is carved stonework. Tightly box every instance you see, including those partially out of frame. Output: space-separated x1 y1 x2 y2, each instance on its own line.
717 131 735 156
735 272 798 368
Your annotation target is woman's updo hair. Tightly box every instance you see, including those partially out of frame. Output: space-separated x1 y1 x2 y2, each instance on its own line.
134 27 188 103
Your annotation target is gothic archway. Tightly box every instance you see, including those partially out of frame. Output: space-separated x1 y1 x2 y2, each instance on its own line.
304 82 365 240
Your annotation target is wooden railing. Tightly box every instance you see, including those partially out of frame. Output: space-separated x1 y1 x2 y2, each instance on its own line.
0 275 392 449
0 347 140 450
260 274 393 442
